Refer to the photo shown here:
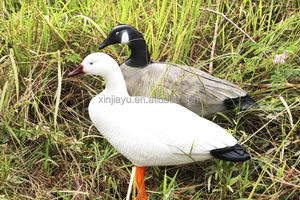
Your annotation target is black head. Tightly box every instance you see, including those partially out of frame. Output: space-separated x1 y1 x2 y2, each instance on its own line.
99 24 144 49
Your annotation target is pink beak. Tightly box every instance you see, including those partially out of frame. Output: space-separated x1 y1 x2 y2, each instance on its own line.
67 64 84 78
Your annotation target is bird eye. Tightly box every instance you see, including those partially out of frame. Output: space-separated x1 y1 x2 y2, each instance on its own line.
90 62 93 65
115 31 119 35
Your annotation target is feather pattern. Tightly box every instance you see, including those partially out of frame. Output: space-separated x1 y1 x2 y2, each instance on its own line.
121 62 250 116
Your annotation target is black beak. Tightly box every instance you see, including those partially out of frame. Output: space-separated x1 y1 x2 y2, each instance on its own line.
67 64 84 78
99 39 111 50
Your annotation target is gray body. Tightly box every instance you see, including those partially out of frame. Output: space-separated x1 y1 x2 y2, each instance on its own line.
99 24 257 116
121 62 248 116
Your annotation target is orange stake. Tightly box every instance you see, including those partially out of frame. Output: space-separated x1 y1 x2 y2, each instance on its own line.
135 166 148 200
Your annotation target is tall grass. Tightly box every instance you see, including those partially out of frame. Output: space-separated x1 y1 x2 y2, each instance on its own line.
0 0 299 199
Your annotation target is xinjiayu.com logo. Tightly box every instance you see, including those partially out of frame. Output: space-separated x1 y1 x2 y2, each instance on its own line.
98 95 202 105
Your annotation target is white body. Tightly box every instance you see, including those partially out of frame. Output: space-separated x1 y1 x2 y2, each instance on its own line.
89 93 237 166
83 53 238 167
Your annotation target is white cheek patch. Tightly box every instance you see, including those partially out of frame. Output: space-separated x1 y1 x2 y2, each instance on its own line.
121 31 129 44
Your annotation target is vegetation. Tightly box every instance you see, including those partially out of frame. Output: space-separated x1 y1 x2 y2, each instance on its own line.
0 0 299 199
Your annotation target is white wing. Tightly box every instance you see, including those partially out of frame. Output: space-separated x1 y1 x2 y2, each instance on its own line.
90 96 237 166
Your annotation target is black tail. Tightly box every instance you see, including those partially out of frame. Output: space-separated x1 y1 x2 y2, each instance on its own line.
210 144 251 162
224 95 258 110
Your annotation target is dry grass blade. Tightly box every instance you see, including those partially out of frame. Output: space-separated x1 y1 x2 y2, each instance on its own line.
54 50 62 130
279 96 294 129
0 81 8 113
9 49 19 101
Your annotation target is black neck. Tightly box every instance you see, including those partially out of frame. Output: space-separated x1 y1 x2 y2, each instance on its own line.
124 39 151 68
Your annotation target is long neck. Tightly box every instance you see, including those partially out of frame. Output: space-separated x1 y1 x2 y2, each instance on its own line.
125 39 151 67
103 67 129 97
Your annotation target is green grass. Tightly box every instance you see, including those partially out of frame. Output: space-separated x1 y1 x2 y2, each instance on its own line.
0 0 299 199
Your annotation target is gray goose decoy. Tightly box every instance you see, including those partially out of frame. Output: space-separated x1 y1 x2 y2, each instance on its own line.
99 24 258 116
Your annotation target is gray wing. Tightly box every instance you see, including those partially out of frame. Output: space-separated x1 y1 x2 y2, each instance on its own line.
121 62 254 116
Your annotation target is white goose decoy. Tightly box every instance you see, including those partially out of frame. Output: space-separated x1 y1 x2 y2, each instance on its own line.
67 52 251 200
99 24 258 117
